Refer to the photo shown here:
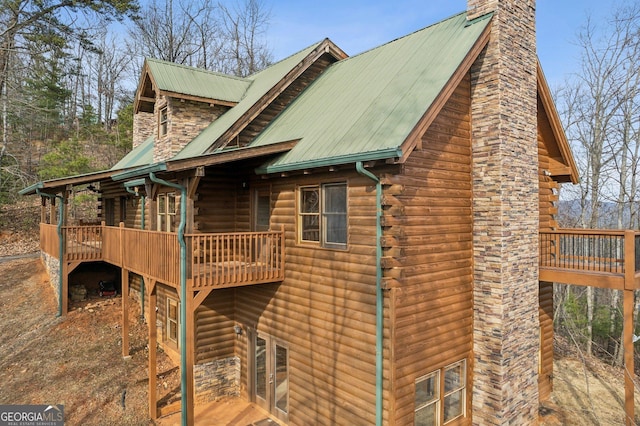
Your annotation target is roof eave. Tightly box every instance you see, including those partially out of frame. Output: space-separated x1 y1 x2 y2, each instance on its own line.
537 63 580 184
19 182 43 196
19 169 119 196
256 148 403 175
112 163 167 182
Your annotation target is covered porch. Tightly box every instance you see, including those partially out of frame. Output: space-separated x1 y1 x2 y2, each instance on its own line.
38 221 285 422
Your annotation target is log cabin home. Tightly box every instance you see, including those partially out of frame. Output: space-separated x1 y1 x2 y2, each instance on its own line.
20 0 640 425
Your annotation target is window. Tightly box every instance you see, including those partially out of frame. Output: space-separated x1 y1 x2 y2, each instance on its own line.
166 297 179 346
298 183 347 248
415 371 440 426
415 360 466 426
157 193 176 232
159 106 168 136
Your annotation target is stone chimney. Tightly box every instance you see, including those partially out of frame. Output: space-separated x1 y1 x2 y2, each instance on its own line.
468 1 540 425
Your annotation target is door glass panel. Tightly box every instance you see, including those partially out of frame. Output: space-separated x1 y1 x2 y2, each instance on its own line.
274 343 288 414
256 336 267 401
256 194 271 231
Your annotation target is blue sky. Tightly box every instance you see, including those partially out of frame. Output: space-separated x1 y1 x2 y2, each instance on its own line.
266 0 617 89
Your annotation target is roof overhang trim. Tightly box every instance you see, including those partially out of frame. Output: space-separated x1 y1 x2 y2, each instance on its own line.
168 140 300 173
537 64 579 184
124 178 146 188
19 169 118 195
256 148 403 175
112 163 167 182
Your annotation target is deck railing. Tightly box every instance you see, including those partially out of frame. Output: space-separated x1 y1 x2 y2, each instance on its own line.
189 229 285 288
40 223 59 258
63 225 103 261
540 230 627 274
39 223 284 289
122 228 181 286
540 229 640 274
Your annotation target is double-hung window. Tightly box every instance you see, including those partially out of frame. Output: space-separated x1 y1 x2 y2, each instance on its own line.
159 106 168 137
299 183 347 248
157 193 176 232
415 360 466 425
166 297 179 347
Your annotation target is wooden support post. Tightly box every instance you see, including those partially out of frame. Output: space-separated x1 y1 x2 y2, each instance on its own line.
49 198 56 225
121 222 129 358
40 197 46 224
122 268 129 358
624 230 636 426
61 262 69 316
185 287 196 426
148 280 158 420
624 289 634 426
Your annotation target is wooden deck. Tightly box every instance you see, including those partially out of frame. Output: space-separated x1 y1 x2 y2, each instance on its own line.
539 229 640 290
41 224 640 290
40 223 285 289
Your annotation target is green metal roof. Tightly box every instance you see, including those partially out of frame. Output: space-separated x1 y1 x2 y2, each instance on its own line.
172 41 325 160
146 58 251 103
111 135 155 170
252 12 492 174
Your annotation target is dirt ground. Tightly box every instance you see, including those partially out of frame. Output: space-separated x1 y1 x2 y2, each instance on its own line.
0 256 180 426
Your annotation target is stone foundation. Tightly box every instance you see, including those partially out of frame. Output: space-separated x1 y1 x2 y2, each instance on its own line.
41 252 61 304
194 356 241 405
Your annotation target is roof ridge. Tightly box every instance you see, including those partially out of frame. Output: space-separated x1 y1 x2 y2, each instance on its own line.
246 39 327 79
340 11 469 62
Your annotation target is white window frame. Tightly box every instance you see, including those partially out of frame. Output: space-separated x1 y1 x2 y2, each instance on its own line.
166 297 179 347
415 359 467 426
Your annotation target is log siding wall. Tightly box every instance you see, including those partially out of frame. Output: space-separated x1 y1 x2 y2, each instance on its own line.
538 124 560 401
384 74 474 425
234 172 383 425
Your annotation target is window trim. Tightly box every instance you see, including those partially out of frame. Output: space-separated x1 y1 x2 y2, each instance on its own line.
414 359 467 426
166 297 179 347
443 360 466 424
415 370 440 426
297 182 347 249
159 105 168 137
157 192 177 232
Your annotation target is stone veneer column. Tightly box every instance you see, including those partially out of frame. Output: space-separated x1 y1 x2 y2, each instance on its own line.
468 0 540 424
133 111 155 149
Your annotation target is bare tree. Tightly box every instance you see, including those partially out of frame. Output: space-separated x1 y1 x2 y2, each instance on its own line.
0 0 138 204
556 1 640 360
217 0 272 77
128 0 272 77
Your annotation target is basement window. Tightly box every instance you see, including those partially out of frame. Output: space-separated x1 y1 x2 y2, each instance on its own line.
166 297 179 347
415 360 466 426
298 183 347 248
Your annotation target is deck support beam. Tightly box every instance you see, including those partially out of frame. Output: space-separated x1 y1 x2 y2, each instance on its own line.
120 223 130 358
147 279 158 420
121 268 130 358
185 285 196 426
624 230 635 426
62 261 81 316
623 289 634 426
